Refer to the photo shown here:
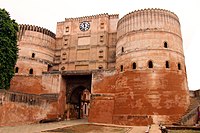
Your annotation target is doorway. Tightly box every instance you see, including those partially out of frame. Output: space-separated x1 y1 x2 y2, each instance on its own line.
63 74 91 120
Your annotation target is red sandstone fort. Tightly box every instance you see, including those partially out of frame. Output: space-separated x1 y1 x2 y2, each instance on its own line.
0 8 192 126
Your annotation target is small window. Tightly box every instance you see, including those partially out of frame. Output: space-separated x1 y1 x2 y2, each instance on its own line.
15 67 19 73
164 42 168 48
66 27 69 32
61 66 65 70
100 23 104 29
98 65 103 69
121 47 124 53
120 65 123 72
178 63 181 70
99 50 103 53
132 62 136 69
29 68 33 74
99 55 103 58
148 61 153 68
100 35 104 42
63 52 66 55
166 61 170 68
48 65 52 72
32 53 35 58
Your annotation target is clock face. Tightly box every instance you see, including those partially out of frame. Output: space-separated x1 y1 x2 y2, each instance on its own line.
79 21 90 31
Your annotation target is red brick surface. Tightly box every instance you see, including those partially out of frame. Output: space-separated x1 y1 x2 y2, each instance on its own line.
10 75 43 94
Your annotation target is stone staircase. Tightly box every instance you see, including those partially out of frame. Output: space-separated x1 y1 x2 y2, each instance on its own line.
175 97 200 125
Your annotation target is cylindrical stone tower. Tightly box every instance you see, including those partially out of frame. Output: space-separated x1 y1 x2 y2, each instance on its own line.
114 9 190 125
10 24 56 94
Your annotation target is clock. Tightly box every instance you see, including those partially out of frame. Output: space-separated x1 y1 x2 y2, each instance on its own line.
79 21 90 31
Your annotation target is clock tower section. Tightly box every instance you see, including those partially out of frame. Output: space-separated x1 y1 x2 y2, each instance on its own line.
55 14 119 71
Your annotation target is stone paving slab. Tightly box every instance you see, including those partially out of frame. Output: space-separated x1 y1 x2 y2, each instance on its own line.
149 124 161 133
0 119 150 133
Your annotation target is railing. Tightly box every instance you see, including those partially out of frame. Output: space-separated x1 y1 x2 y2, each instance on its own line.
0 90 58 106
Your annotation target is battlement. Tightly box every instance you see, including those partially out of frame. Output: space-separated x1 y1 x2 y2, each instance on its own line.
118 8 179 25
64 13 119 22
117 8 181 39
19 24 56 39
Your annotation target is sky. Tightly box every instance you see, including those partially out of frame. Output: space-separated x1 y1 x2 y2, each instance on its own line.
1 0 200 90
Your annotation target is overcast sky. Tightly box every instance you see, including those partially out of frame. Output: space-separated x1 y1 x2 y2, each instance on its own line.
1 0 200 90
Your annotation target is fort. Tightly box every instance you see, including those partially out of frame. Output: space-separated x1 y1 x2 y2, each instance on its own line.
0 8 191 126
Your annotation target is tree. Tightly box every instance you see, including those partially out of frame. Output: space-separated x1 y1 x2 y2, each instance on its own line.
0 8 18 89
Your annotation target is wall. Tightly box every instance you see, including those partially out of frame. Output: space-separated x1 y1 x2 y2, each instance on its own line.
114 8 189 125
10 75 43 94
41 72 66 119
89 70 116 123
89 9 190 126
0 90 57 126
55 14 119 71
10 24 56 94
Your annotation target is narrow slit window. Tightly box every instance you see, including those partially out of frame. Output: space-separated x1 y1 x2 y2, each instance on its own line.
132 62 136 69
100 35 104 42
32 53 35 58
164 42 168 48
166 61 169 68
66 27 69 32
148 61 153 68
100 23 104 29
15 67 19 73
122 47 124 53
29 68 33 74
178 63 181 70
120 65 123 72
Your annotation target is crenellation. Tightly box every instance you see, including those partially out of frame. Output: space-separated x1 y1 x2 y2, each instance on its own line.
18 24 56 39
64 13 118 22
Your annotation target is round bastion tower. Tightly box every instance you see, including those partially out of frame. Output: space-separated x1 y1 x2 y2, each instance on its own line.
114 9 190 125
10 24 56 94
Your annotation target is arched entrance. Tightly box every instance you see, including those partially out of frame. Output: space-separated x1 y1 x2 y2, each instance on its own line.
63 73 92 120
69 86 90 119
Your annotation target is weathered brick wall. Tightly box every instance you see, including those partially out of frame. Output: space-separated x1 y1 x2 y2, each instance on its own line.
113 71 189 125
89 70 116 123
10 75 43 94
0 90 57 126
89 95 115 124
41 73 66 119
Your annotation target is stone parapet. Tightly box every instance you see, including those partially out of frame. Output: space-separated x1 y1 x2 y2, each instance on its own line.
117 8 181 40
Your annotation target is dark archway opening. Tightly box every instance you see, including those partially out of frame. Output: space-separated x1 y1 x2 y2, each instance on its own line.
64 73 92 120
148 60 153 68
69 86 90 119
29 68 33 74
164 42 168 48
132 62 136 70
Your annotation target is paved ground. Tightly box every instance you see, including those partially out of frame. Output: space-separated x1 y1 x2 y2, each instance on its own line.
0 119 160 133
